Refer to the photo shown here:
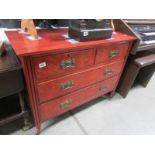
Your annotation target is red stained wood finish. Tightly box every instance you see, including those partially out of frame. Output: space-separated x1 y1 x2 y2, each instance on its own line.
40 76 119 122
95 43 129 64
5 29 135 56
37 60 124 103
5 29 136 134
32 48 96 80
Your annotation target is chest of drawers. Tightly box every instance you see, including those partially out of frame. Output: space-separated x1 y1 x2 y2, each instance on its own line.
5 29 136 134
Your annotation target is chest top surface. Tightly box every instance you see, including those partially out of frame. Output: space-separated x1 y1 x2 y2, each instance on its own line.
5 29 135 57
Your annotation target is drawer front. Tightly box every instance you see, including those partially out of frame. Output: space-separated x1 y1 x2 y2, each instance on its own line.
95 43 129 64
32 49 95 80
37 60 124 103
40 75 119 121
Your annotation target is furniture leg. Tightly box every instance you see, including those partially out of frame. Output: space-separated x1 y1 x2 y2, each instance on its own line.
117 63 140 98
36 124 41 135
109 91 116 98
18 92 33 131
18 92 25 112
137 64 155 87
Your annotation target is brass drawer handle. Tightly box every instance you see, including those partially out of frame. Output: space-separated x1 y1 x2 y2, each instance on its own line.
60 99 73 109
105 69 113 75
109 50 119 57
61 81 74 90
99 85 108 91
60 58 75 69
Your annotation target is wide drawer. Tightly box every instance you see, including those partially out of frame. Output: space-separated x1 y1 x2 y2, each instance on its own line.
32 48 95 80
37 60 124 103
95 43 129 64
40 75 119 122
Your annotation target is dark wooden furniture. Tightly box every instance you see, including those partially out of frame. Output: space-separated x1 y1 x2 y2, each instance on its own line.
0 43 28 127
5 29 135 134
118 54 155 97
113 19 155 97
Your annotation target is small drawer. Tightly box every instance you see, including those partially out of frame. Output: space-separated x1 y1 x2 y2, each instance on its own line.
40 75 119 122
95 43 129 64
37 60 124 103
32 49 96 80
104 60 124 78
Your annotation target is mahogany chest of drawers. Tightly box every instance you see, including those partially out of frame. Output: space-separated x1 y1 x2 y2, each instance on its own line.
5 29 135 133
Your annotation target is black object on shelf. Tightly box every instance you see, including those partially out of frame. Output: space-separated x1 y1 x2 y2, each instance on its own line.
68 19 113 42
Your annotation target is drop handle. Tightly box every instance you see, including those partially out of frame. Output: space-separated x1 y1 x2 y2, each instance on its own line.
109 50 119 57
99 85 108 91
105 69 113 75
60 58 76 69
61 81 74 90
60 99 73 109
